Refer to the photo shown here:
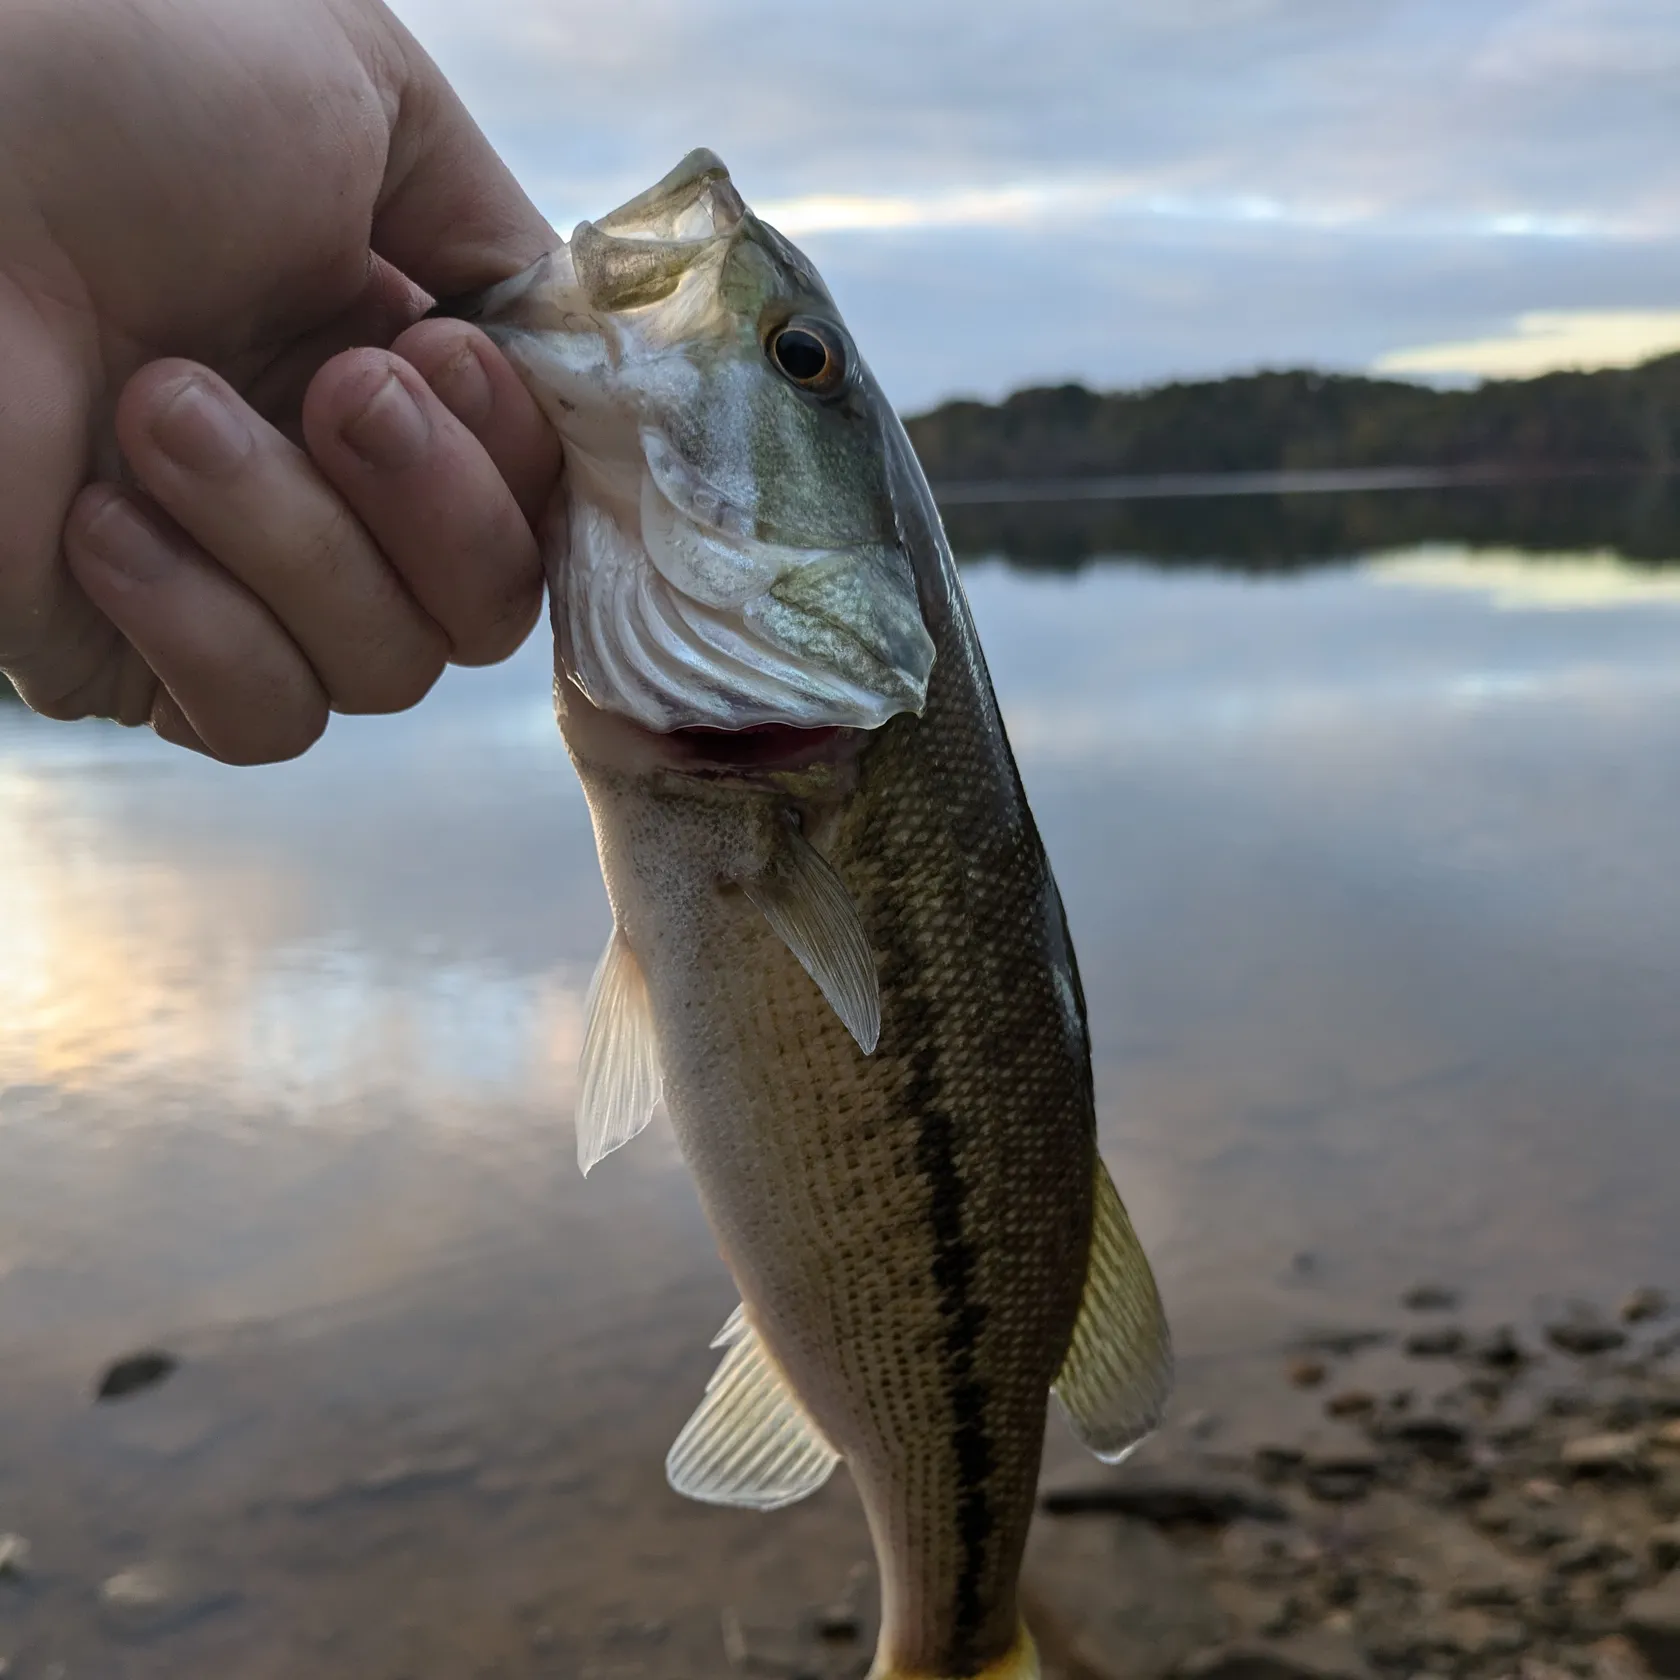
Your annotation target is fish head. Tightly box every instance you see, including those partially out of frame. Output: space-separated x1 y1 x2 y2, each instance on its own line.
460 150 936 742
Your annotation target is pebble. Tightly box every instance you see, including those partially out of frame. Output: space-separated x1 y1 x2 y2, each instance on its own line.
1559 1433 1647 1475
1404 1284 1462 1312
1255 1444 1306 1482
1179 1629 1374 1680
1474 1325 1529 1368
1624 1289 1670 1325
1041 1475 1288 1526
1405 1326 1467 1358
1654 1420 1680 1450
0 1535 28 1580
1547 1319 1629 1358
95 1349 178 1402
1624 1574 1680 1675
1324 1390 1376 1419
99 1561 236 1637
1380 1414 1469 1460
1288 1358 1328 1389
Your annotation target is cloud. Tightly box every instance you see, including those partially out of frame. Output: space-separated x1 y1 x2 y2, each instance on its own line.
1373 309 1680 378
388 0 1680 403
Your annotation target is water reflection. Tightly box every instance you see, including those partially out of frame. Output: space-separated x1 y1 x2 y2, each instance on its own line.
938 472 1680 571
2 507 1680 1674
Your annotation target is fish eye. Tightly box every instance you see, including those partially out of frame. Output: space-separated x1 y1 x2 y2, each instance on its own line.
768 319 848 396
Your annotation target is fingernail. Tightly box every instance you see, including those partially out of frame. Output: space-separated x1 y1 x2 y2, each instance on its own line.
341 370 429 469
76 489 173 585
428 341 493 430
151 375 252 478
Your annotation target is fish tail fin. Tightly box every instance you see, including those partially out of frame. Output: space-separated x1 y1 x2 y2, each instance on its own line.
869 1623 1039 1679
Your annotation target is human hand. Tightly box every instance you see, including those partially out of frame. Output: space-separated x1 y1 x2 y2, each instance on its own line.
0 0 563 761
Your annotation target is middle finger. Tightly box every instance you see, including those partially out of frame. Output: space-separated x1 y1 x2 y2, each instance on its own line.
117 360 448 715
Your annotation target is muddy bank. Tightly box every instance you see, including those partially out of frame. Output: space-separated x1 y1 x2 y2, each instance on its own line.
4 1279 1677 1679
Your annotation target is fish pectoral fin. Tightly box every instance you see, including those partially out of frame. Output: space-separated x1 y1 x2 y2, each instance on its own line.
666 1306 841 1511
576 926 663 1177
741 824 880 1054
1053 1158 1174 1464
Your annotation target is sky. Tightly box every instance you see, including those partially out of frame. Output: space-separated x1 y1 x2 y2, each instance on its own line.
390 0 1680 410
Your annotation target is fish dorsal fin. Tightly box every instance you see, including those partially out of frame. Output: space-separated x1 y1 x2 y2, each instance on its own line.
1054 1158 1174 1463
741 824 880 1054
666 1305 841 1511
576 926 663 1176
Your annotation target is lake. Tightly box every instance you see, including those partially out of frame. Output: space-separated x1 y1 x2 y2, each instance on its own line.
2 481 1678 1677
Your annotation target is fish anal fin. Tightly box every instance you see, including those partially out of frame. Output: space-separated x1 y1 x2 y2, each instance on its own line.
741 823 880 1054
576 926 663 1176
666 1306 840 1512
1053 1158 1174 1463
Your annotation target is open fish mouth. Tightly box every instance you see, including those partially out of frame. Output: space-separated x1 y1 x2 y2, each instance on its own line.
662 723 855 773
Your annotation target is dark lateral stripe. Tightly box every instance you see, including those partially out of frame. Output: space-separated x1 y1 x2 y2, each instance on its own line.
906 1038 995 1663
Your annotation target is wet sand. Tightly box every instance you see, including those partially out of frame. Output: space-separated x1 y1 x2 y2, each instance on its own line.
3 535 1680 1676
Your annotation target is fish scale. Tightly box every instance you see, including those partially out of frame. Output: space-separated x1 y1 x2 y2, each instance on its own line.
577 591 1094 1675
441 147 1172 1680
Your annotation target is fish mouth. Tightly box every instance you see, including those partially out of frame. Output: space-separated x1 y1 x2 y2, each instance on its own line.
666 723 855 773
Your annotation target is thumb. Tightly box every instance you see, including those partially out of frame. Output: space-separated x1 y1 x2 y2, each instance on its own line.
363 12 559 299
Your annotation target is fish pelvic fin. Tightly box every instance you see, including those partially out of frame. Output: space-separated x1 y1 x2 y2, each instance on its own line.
868 1623 1040 1679
1053 1157 1174 1463
576 925 663 1176
666 1305 840 1511
740 820 881 1054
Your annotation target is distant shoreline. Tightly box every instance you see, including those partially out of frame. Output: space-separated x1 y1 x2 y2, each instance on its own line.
928 463 1644 506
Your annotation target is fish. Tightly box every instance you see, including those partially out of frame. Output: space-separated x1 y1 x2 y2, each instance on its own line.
437 150 1172 1680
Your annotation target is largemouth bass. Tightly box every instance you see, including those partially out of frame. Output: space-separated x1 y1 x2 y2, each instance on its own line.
440 151 1172 1680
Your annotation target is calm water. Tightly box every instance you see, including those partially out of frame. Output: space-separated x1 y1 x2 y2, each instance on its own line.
3 486 1680 1676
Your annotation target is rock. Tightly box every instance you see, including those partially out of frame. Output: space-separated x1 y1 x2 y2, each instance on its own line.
1553 1538 1621 1574
1624 1574 1680 1674
1024 1514 1227 1680
1288 1358 1327 1389
0 1535 29 1580
95 1350 178 1402
354 1447 480 1497
1548 1320 1628 1358
1560 1433 1647 1476
1178 1629 1374 1680
1254 1445 1305 1482
1301 1433 1381 1504
1625 1290 1670 1325
1446 1469 1494 1504
1450 1579 1523 1609
1475 1325 1530 1368
1655 1420 1680 1451
1656 1469 1680 1521
1592 1635 1656 1680
1298 1330 1390 1357
1041 1476 1287 1526
1403 1283 1461 1311
1380 1414 1469 1461
812 1562 870 1643
1324 1390 1376 1419
99 1561 237 1637
1405 1327 1467 1358
1651 1522 1680 1573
